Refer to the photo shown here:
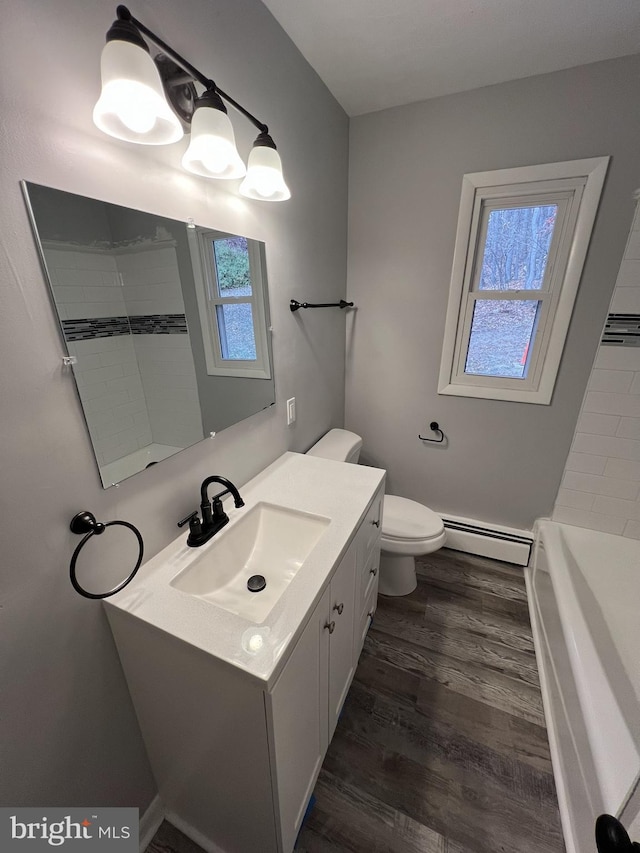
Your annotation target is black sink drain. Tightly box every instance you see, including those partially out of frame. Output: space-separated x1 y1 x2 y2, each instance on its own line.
247 574 266 593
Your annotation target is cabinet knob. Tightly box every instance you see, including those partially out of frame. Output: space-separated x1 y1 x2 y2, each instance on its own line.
333 602 344 615
372 519 380 528
370 566 378 576
324 620 336 634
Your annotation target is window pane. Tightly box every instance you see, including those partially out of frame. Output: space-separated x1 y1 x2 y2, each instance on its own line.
212 237 252 297
478 205 557 291
465 299 541 379
215 304 257 360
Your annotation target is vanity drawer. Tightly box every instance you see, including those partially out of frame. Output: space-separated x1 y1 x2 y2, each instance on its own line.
355 579 378 659
357 489 383 566
358 547 379 614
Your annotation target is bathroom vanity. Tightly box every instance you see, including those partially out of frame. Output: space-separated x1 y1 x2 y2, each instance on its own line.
104 452 385 853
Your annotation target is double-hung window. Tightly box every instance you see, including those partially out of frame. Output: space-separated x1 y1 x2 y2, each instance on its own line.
189 227 272 379
439 158 608 404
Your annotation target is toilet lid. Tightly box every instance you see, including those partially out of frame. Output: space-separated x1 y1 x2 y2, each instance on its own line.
382 495 444 541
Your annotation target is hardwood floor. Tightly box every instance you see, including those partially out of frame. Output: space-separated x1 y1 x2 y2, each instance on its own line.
146 548 565 853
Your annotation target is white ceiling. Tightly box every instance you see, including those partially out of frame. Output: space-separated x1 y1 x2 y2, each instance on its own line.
260 0 640 116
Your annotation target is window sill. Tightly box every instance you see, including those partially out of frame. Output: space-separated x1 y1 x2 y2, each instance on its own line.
438 381 553 404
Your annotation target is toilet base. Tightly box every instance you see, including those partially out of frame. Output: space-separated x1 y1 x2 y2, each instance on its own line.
378 553 417 596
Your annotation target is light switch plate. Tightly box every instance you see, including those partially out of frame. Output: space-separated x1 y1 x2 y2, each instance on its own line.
286 397 296 426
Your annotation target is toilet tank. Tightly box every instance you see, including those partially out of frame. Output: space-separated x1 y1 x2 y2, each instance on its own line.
306 429 363 464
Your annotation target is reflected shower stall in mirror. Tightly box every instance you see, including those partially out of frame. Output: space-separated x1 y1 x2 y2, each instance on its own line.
23 183 275 488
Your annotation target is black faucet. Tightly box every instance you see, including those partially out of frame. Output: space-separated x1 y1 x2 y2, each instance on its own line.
178 475 245 547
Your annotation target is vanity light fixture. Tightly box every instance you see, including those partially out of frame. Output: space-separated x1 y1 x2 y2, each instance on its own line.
239 132 291 202
181 89 246 180
93 13 183 145
93 5 290 201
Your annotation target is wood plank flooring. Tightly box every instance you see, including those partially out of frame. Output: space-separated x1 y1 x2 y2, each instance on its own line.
146 548 565 853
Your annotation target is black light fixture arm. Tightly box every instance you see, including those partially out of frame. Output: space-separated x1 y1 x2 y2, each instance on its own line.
115 5 269 134
214 90 269 137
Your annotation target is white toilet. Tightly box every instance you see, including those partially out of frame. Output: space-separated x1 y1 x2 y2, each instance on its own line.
307 429 446 595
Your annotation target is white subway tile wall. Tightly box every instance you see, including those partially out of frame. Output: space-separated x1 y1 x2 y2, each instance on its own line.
48 243 202 475
118 245 187 316
553 200 640 537
68 335 152 467
125 245 203 449
46 247 124 321
133 334 203 448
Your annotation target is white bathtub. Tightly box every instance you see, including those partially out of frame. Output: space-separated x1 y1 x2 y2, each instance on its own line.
527 520 640 853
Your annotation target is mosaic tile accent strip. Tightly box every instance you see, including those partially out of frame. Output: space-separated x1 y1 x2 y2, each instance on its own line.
601 313 640 347
130 314 188 335
62 316 129 341
62 314 187 341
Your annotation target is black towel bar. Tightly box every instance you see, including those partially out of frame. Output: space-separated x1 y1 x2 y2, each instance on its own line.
290 299 354 312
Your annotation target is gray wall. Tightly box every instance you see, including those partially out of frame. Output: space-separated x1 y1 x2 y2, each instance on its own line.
346 54 640 531
0 0 348 812
26 182 113 243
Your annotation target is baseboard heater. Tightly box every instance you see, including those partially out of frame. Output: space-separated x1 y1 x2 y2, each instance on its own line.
441 516 533 567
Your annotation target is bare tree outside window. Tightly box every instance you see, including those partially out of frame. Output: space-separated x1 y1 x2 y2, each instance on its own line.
466 205 557 379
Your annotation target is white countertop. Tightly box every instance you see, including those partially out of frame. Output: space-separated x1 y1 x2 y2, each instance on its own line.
104 452 385 689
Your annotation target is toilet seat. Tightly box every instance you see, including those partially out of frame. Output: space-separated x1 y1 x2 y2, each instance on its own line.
380 495 446 557
382 495 444 541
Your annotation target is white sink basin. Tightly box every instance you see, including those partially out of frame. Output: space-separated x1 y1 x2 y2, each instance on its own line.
170 502 331 623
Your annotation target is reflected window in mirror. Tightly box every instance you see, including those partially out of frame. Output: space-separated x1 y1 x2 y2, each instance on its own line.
189 229 271 379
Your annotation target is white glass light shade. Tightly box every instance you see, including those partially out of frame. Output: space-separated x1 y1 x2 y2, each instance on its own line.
93 40 183 145
239 145 291 202
181 106 246 179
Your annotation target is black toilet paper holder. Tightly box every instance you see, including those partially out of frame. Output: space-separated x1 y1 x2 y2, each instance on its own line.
419 422 445 443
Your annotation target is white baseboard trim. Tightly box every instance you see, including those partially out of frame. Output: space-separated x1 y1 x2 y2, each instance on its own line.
439 513 533 566
139 795 164 852
164 811 229 853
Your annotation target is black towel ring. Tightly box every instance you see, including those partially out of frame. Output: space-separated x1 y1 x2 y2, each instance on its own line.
419 422 445 443
69 511 144 600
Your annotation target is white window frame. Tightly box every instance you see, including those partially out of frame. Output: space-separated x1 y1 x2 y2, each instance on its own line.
188 227 272 380
438 157 609 404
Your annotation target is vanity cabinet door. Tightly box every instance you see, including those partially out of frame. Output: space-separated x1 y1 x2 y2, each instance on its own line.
266 492 383 852
328 538 357 741
267 588 330 853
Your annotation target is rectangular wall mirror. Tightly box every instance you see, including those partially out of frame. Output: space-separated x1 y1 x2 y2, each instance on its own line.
23 182 275 488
